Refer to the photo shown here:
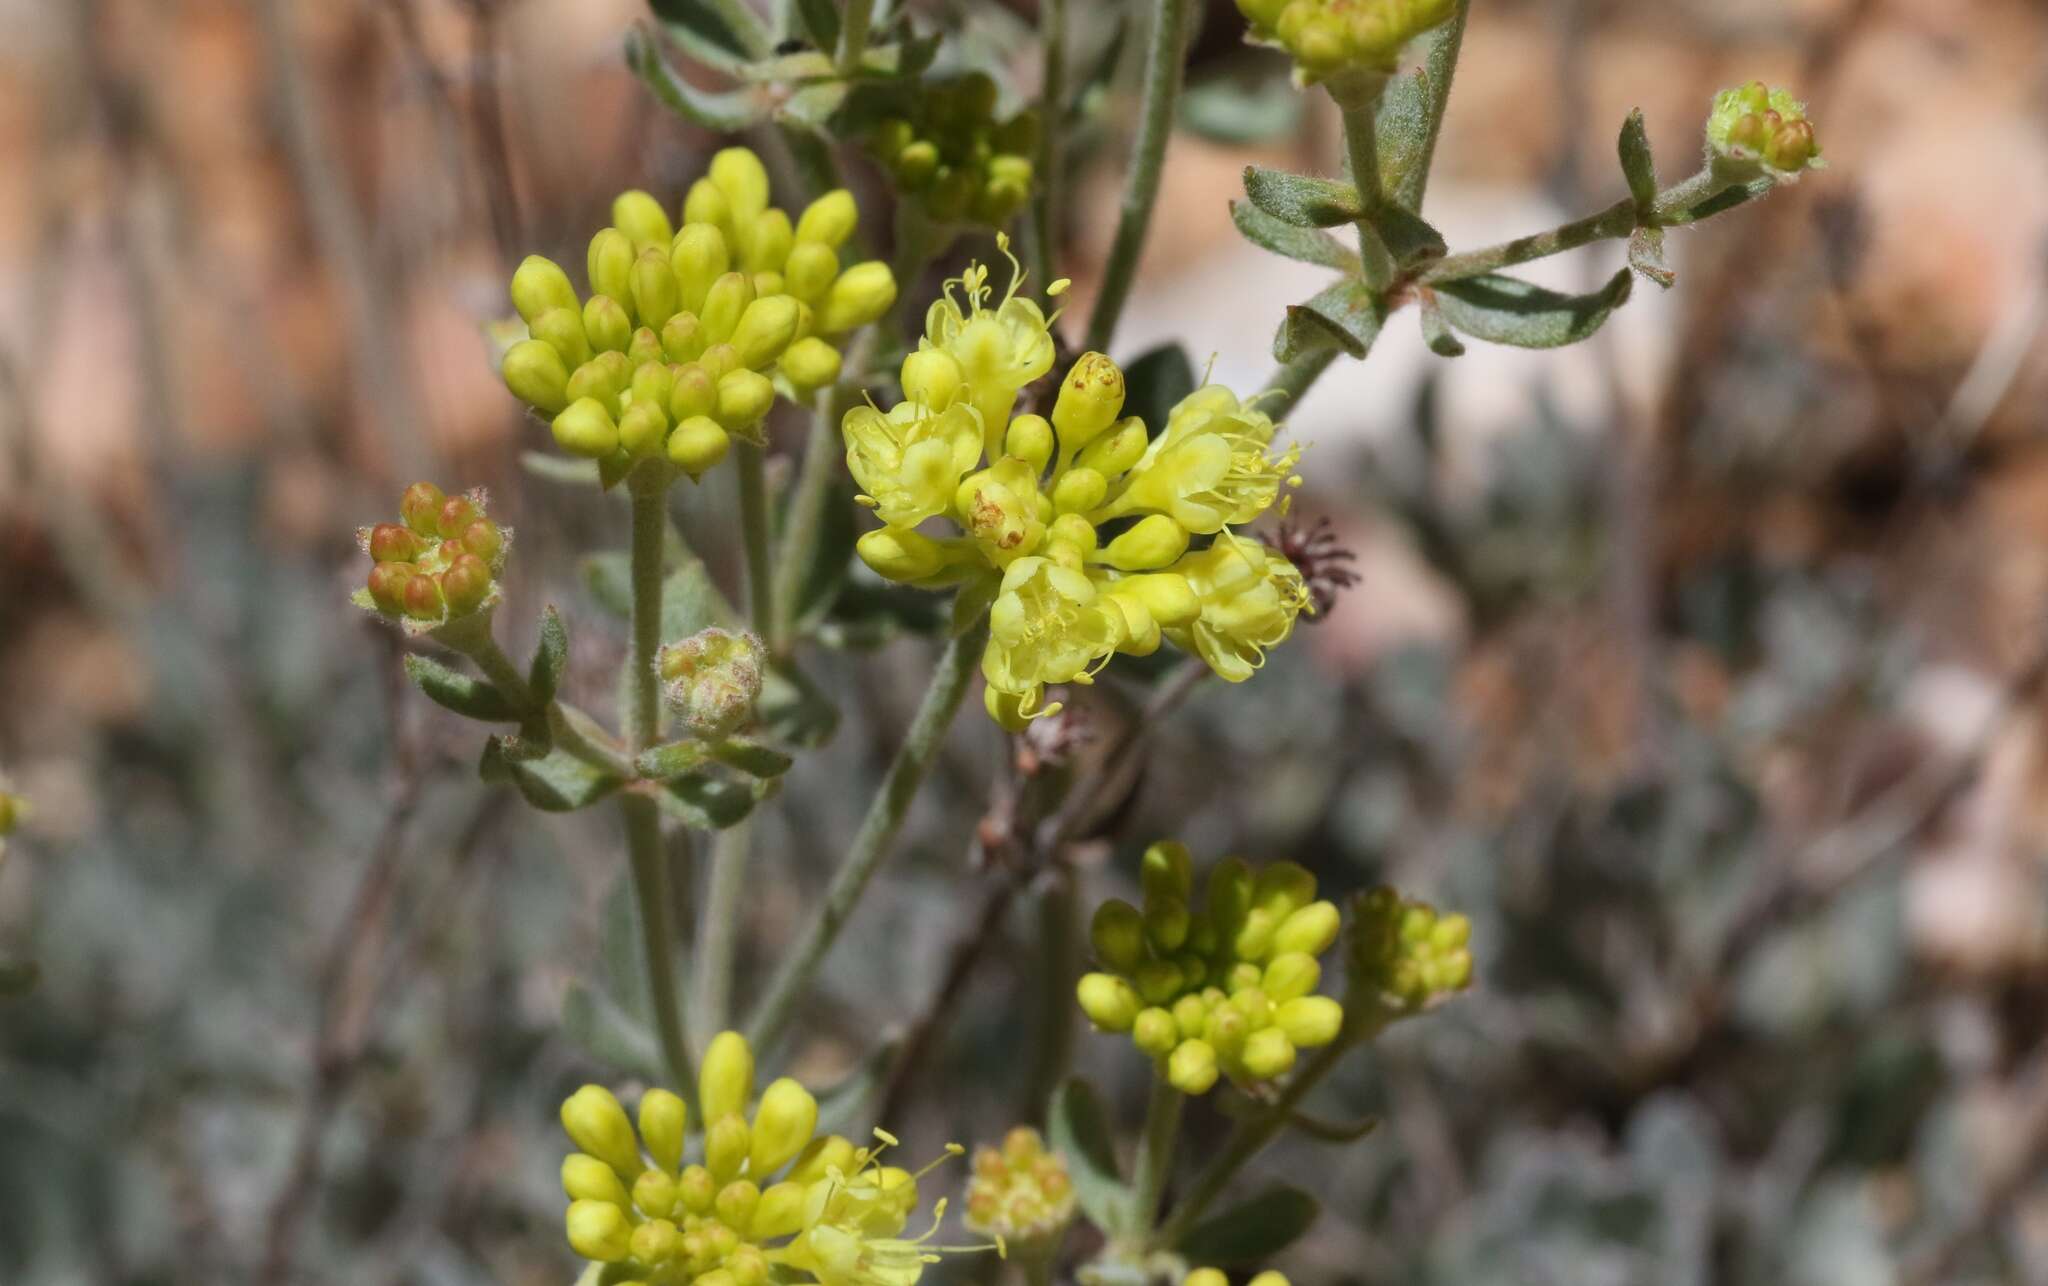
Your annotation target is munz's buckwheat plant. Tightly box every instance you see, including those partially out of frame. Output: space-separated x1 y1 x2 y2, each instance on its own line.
355 0 1823 1277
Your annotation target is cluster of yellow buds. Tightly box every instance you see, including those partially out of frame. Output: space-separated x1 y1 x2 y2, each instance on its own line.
500 147 896 479
1706 81 1822 180
961 1127 1075 1248
659 627 767 740
559 1031 979 1286
1185 1271 1291 1286
1076 842 1347 1095
866 74 1037 227
1235 0 1457 83
844 246 1309 729
354 482 509 625
1346 887 1473 1019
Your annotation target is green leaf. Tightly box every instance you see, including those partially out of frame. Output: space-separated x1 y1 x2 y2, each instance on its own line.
1375 202 1447 268
0 959 39 999
562 981 665 1079
1618 108 1657 213
664 559 741 641
1274 279 1384 362
582 553 632 621
656 772 760 829
637 741 712 780
530 605 569 705
1180 67 1305 145
649 0 748 59
1418 291 1465 357
777 82 852 130
1176 1185 1320 1263
1243 165 1361 229
493 738 627 812
760 659 839 747
710 739 794 778
1229 201 1358 273
1048 1078 1129 1234
1433 268 1634 349
1629 226 1676 289
404 654 518 722
1372 17 1461 208
1122 342 1198 433
792 0 839 50
627 26 765 133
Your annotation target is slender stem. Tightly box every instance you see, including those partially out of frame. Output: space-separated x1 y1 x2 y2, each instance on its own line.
439 613 535 710
746 620 991 1051
1378 0 1469 210
1029 0 1069 290
1130 1076 1185 1238
735 442 775 638
1417 169 1732 285
1263 348 1337 407
622 469 693 1090
710 0 772 57
1329 75 1396 292
772 365 866 646
692 817 753 1047
1082 0 1191 354
1155 1039 1351 1246
1022 871 1080 1122
835 0 874 73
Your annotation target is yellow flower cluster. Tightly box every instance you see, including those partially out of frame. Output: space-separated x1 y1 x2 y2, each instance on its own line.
843 245 1309 729
501 147 896 479
1347 887 1473 1018
1234 0 1457 83
354 482 509 624
866 73 1037 228
1707 81 1822 179
559 1031 977 1286
1185 1271 1291 1286
961 1127 1075 1246
1075 842 1347 1095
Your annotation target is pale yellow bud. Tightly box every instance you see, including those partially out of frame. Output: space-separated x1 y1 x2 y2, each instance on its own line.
705 1112 751 1182
1134 1007 1179 1056
1167 1039 1220 1093
1052 467 1108 515
709 147 772 224
684 178 734 236
699 272 756 344
511 254 578 326
638 1088 687 1174
1077 972 1142 1031
749 1077 819 1176
1241 1026 1296 1079
502 338 569 414
819 261 897 334
631 249 681 331
584 294 633 354
901 347 965 409
671 223 731 312
619 399 670 458
1275 995 1344 1047
856 527 951 582
552 397 621 458
612 189 675 251
738 208 793 275
795 189 859 247
1100 514 1189 571
778 337 842 392
562 1153 631 1206
531 306 591 369
1006 414 1055 474
1051 352 1126 454
699 1030 755 1123
786 1134 857 1186
715 369 776 430
784 240 839 303
566 1198 631 1262
729 295 801 369
752 1181 808 1239
669 415 731 477
1274 899 1341 956
1077 417 1150 478
588 227 637 306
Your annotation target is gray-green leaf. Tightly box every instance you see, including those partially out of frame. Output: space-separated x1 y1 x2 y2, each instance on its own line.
627 26 765 134
1048 1078 1130 1234
1274 279 1384 361
710 739 794 779
1619 108 1658 213
1243 165 1361 229
656 773 760 829
530 605 568 705
404 654 518 722
1433 268 1634 349
1229 201 1359 273
488 738 627 812
1176 1184 1320 1263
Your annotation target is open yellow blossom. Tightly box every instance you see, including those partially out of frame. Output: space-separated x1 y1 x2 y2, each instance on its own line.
1164 533 1312 682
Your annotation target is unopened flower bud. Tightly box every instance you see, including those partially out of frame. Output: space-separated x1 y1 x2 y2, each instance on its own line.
729 295 801 369
1262 952 1321 1002
637 1088 687 1174
671 223 730 310
779 337 842 392
617 399 667 458
1276 995 1344 1047
1005 414 1055 474
583 294 632 354
1090 899 1146 972
560 1085 641 1178
502 338 570 414
441 553 492 615
795 189 858 248
709 147 771 225
1051 467 1108 516
668 415 730 478
563 1152 631 1206
684 177 734 235
511 255 579 326
632 1168 679 1219
1253 861 1317 921
1076 972 1141 1031
402 573 445 620
715 369 776 430
368 523 420 564
565 1199 631 1262
668 364 718 422
530 306 591 369
1052 352 1125 452
1185 1270 1230 1286
1274 899 1341 956
1240 1026 1297 1079
699 272 755 344
365 562 413 613
660 631 766 739
552 397 620 458
715 1178 762 1232
1167 1039 1219 1093
631 249 681 331
753 1181 807 1239
1076 417 1149 478
705 1113 752 1183
901 347 965 409
819 261 897 334
612 188 674 252
1134 1007 1179 1056
1145 893 1191 953
677 1164 716 1214
855 527 951 582
749 1077 818 1175
1142 840 1194 902
738 207 793 276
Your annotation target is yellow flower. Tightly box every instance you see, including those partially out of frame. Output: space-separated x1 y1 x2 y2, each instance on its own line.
919 238 1057 458
963 1127 1076 1246
1098 387 1302 534
771 1132 996 1286
982 557 1129 728
842 401 985 528
1164 532 1311 682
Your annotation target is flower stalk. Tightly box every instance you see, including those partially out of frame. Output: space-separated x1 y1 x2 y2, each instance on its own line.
1084 0 1193 353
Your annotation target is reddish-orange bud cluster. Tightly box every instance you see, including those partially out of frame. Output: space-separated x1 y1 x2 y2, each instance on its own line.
359 482 509 624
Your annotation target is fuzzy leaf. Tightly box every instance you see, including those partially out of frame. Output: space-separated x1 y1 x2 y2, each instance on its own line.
656 773 760 829
1049 1078 1130 1234
1274 280 1384 361
492 738 627 812
562 981 665 1080
582 553 632 621
777 81 850 129
1433 268 1634 349
1176 1185 1320 1263
1181 71 1305 146
1619 108 1658 213
1661 177 1772 226
792 0 840 49
404 654 518 722
1123 342 1199 432
710 739 794 778
1375 202 1447 268
637 741 712 780
628 26 765 133
1419 291 1466 357
649 0 748 59
530 605 569 705
664 559 741 641
1229 201 1359 273
1243 165 1362 229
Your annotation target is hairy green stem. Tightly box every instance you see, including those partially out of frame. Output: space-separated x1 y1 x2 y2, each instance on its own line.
450 620 535 710
623 471 694 1090
1028 0 1069 290
1263 348 1338 407
1155 1039 1352 1246
835 0 874 72
1417 168 1734 284
1130 1076 1185 1238
1329 75 1396 292
1082 0 1191 354
735 442 775 638
746 621 991 1051
692 818 753 1047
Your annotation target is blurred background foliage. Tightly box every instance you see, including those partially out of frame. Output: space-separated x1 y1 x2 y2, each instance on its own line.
4 0 2048 1283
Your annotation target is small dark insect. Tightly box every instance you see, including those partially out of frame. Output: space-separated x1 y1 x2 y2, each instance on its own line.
774 38 811 55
